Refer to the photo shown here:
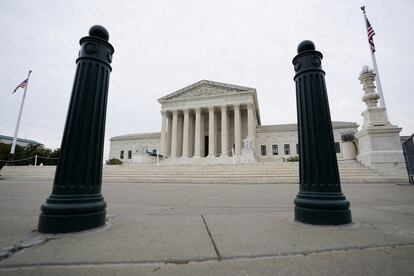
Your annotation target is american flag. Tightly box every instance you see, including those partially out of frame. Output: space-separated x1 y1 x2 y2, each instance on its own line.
365 16 376 53
13 78 28 94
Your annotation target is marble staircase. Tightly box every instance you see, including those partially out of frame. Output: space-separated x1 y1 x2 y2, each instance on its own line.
0 161 407 184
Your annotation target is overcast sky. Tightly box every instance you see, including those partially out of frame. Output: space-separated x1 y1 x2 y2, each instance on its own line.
1 0 413 160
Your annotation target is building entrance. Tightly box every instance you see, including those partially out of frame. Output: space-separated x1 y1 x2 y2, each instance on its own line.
204 136 209 157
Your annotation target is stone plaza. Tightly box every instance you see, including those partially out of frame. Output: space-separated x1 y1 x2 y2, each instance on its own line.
0 180 413 275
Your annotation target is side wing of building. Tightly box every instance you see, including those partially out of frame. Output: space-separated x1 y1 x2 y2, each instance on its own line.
255 121 359 161
109 132 160 163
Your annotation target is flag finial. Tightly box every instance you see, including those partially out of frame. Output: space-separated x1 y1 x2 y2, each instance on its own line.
361 6 366 13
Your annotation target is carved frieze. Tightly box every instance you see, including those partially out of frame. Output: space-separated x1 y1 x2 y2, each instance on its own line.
164 83 248 100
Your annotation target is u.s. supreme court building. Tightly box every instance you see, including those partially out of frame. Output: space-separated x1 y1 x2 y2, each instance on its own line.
109 80 357 164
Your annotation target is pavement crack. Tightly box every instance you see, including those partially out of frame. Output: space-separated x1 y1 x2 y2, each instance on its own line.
0 215 116 263
0 232 53 262
372 206 414 217
219 243 414 261
1 244 414 270
146 192 225 216
152 266 161 272
201 214 222 261
147 206 179 215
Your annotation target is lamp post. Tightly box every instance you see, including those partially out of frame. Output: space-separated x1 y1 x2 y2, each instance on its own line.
38 25 114 233
292 40 351 225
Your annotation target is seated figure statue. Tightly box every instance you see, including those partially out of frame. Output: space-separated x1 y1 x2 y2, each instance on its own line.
240 136 256 163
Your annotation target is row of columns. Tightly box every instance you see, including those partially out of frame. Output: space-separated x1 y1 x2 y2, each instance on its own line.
160 104 256 158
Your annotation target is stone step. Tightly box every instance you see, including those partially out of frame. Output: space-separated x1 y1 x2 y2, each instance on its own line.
102 176 397 184
1 167 380 174
0 169 385 177
1 161 404 184
1 175 396 184
0 162 370 172
101 174 385 179
0 175 386 179
1 170 378 175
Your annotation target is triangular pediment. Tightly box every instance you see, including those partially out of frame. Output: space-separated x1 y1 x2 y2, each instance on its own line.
158 80 255 102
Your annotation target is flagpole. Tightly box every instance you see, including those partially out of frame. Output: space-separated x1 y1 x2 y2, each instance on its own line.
361 7 386 110
370 49 386 110
10 70 32 159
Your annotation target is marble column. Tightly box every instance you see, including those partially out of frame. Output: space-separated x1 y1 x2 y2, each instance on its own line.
221 105 228 157
208 107 216 157
182 108 190 158
170 110 178 158
194 108 201 158
166 112 172 157
234 104 241 155
247 103 255 147
160 111 167 156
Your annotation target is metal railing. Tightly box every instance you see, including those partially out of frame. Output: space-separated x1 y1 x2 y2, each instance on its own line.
0 155 59 167
402 133 414 185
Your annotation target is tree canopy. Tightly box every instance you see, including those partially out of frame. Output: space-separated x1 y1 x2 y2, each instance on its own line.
0 143 59 166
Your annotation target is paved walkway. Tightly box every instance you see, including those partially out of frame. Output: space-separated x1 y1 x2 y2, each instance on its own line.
0 180 413 275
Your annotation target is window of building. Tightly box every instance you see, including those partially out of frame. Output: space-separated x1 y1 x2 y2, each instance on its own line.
120 150 124 159
272 144 278 155
296 143 299 154
335 142 341 153
284 144 290 155
128 150 132 159
261 145 267 156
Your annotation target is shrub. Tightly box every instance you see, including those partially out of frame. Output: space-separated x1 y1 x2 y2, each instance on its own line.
106 158 122 165
341 130 355 142
286 155 299 162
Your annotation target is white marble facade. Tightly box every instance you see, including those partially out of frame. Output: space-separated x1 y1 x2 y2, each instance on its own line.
109 80 358 164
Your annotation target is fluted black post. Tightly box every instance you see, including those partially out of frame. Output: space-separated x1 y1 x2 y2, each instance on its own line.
38 25 114 233
292 40 351 225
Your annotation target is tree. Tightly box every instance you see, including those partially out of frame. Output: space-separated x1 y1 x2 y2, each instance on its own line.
0 143 11 161
0 142 60 166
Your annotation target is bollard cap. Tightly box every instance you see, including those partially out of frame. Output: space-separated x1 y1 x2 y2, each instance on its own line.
292 40 323 78
89 25 109 41
297 40 315 53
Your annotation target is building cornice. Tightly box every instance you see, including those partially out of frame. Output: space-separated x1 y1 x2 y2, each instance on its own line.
257 121 359 133
110 132 161 141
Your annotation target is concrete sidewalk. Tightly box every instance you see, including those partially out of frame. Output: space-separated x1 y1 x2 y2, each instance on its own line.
0 180 413 275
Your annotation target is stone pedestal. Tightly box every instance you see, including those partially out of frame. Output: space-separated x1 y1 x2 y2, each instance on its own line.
342 142 357 160
240 136 256 164
356 66 406 178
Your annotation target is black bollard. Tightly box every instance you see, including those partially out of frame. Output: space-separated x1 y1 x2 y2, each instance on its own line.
38 25 114 233
292 40 351 225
